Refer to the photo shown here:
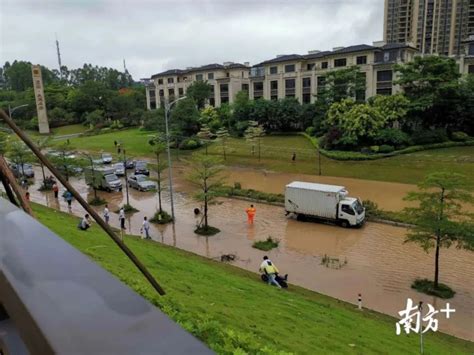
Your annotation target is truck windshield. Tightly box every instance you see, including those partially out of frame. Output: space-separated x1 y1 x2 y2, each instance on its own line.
105 174 118 182
352 200 364 214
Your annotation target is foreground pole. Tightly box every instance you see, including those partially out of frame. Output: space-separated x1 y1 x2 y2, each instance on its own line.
0 109 165 296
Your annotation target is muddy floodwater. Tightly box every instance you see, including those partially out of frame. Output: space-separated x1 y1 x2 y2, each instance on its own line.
24 166 474 341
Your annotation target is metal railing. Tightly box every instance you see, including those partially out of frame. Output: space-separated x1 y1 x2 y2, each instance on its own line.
0 198 213 355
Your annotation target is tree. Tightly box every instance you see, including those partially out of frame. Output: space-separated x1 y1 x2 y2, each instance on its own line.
369 94 409 127
170 98 200 136
244 120 265 161
232 90 252 124
215 127 230 160
7 141 34 177
148 135 168 215
318 66 366 105
47 142 80 181
403 172 474 291
197 124 213 155
394 56 462 129
0 131 10 156
84 109 105 127
142 108 165 130
200 106 221 131
187 155 224 234
186 81 212 109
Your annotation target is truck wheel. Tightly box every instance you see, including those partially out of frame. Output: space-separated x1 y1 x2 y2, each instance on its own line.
296 214 306 222
106 187 111 192
340 220 349 228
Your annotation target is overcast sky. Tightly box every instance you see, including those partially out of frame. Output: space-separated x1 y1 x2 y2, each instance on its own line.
1 0 384 79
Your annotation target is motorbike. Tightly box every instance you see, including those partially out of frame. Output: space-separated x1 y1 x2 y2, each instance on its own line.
260 273 289 288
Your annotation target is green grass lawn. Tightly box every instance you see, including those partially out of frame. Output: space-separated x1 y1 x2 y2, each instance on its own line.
33 203 473 354
51 124 87 135
54 128 474 184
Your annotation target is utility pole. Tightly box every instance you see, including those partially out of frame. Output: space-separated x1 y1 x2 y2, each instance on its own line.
123 149 130 206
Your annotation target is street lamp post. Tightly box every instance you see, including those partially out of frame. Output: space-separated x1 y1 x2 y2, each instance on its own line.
163 96 187 222
8 104 28 118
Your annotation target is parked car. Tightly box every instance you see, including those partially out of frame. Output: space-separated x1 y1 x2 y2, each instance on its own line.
125 160 135 169
47 150 76 159
10 163 35 178
113 162 125 176
127 174 156 191
57 164 83 176
102 153 113 164
134 161 149 176
92 158 103 165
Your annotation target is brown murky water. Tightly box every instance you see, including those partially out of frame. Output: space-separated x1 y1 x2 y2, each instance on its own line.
23 166 474 341
225 167 417 211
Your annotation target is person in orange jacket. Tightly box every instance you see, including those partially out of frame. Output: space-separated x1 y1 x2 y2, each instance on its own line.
246 204 256 224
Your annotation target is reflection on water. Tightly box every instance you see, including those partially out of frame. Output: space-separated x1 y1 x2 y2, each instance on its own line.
26 166 473 340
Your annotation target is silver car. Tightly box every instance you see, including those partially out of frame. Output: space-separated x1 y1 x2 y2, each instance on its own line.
113 162 125 176
102 153 113 164
127 174 156 191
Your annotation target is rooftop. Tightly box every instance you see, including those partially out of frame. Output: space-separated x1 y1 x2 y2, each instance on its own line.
151 62 249 79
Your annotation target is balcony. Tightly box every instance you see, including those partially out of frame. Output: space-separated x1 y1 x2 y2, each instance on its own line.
0 198 212 355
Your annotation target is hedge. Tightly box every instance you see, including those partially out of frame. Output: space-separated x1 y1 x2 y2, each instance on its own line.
300 133 474 161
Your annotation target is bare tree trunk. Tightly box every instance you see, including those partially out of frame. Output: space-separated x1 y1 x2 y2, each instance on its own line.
40 163 46 185
156 152 162 213
434 235 440 288
204 179 208 229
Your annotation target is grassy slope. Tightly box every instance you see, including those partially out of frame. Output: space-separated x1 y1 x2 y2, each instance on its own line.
33 204 473 354
51 124 87 135
59 128 473 184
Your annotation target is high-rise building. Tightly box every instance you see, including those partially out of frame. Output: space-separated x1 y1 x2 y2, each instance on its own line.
384 0 474 56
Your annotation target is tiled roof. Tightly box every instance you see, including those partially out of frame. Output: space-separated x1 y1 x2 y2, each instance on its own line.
331 44 374 54
258 54 304 65
303 50 332 60
151 62 249 78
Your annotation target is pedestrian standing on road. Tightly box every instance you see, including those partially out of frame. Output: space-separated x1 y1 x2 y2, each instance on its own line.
246 204 256 224
292 152 296 162
114 140 117 148
103 204 110 224
52 182 59 199
65 190 73 211
141 216 151 239
117 143 121 154
119 206 126 239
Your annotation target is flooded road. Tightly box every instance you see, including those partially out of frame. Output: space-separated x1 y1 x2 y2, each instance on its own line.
24 167 474 341
224 167 417 211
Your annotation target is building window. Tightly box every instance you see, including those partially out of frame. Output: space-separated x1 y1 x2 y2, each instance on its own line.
302 77 311 88
302 93 311 104
178 88 184 96
469 44 474 56
177 77 182 83
167 77 174 84
226 73 230 78
334 58 347 67
158 79 163 85
377 70 393 82
253 82 263 91
159 89 164 96
271 95 278 101
168 88 174 96
221 97 229 103
209 98 215 106
317 76 326 93
376 88 392 96
321 61 328 69
210 85 214 94
468 65 474 74
307 63 315 71
149 90 155 97
220 84 229 93
208 73 214 80
242 84 249 92
270 80 278 90
196 74 203 81
270 66 278 74
150 101 156 109
285 79 295 89
356 56 367 65
285 64 295 73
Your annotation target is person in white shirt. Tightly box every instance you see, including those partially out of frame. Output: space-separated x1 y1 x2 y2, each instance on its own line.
103 204 110 224
141 216 151 239
119 207 126 239
78 214 91 231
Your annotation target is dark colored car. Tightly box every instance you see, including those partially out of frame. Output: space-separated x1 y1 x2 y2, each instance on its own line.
134 161 149 176
10 163 35 178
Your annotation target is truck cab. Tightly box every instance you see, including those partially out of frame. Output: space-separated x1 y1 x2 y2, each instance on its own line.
338 198 365 227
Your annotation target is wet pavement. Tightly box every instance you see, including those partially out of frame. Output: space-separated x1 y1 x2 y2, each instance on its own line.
21 166 474 340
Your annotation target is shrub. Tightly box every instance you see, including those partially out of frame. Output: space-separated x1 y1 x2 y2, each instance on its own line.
252 237 279 251
195 226 220 236
379 144 395 153
180 138 201 150
89 197 107 206
450 131 469 142
374 128 411 147
360 147 371 154
412 129 448 145
234 182 242 190
411 278 455 299
370 145 379 153
305 126 316 136
150 210 173 224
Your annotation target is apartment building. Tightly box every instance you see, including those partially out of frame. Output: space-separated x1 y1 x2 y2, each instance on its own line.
146 62 250 110
384 0 474 56
146 42 418 109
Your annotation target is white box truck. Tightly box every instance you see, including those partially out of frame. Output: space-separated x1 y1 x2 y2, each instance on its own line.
84 167 122 192
285 181 365 227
